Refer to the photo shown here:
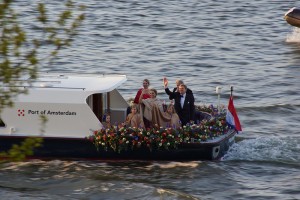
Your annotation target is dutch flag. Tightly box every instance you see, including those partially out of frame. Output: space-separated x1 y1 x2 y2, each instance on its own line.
226 96 242 132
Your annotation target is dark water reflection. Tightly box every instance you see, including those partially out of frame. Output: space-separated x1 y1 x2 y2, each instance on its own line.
0 159 299 199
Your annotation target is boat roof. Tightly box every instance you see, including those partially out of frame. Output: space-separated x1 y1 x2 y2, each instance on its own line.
6 73 128 103
18 73 127 93
0 73 129 137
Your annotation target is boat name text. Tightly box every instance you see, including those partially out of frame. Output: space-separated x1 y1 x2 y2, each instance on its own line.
28 110 77 116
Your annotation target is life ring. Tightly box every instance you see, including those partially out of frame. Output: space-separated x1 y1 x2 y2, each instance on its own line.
285 7 300 28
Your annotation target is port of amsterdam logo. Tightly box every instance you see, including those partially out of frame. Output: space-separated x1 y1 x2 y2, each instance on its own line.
16 109 76 116
18 109 25 117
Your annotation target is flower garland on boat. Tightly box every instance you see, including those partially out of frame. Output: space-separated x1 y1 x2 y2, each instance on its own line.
87 104 231 153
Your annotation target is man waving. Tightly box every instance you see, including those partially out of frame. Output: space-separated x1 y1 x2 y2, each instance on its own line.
163 77 195 126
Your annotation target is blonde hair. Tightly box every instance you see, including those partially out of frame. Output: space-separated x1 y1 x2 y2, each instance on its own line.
150 88 157 96
176 80 184 86
167 104 176 114
131 104 139 112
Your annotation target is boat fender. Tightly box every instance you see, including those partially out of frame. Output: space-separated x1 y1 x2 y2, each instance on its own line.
212 146 220 159
285 7 300 28
10 127 16 134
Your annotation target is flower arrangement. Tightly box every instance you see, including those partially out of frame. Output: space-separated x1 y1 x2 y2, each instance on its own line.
87 105 231 153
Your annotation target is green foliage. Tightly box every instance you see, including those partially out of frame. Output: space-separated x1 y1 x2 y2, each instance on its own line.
0 0 85 112
0 1 85 162
39 114 49 134
0 137 43 162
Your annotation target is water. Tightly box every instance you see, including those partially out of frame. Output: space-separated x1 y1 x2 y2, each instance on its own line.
1 0 300 199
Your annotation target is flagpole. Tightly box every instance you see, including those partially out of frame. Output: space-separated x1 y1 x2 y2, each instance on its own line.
230 85 233 97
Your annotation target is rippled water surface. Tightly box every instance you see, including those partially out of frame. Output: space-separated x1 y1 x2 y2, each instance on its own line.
1 0 300 199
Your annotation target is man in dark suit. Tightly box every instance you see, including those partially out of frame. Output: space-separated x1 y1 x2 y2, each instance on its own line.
164 78 195 126
165 79 193 100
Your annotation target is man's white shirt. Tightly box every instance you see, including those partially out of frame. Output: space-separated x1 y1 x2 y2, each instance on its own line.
180 93 186 108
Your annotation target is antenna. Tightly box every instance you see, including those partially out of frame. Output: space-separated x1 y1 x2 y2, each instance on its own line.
216 86 221 113
230 85 233 97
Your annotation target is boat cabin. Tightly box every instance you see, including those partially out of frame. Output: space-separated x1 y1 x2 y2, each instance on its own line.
0 73 129 138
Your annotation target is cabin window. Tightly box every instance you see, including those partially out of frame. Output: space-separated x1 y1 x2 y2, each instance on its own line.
0 118 5 127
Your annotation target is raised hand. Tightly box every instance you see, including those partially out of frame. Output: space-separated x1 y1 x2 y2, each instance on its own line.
163 77 168 87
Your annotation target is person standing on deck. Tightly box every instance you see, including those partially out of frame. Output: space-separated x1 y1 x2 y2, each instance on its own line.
163 78 195 126
133 79 151 104
132 79 151 127
164 78 194 101
125 104 144 128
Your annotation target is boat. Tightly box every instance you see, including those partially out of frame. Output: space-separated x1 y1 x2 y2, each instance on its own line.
0 73 237 161
285 7 300 28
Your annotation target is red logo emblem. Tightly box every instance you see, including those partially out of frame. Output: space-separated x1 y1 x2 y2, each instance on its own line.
18 109 25 116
